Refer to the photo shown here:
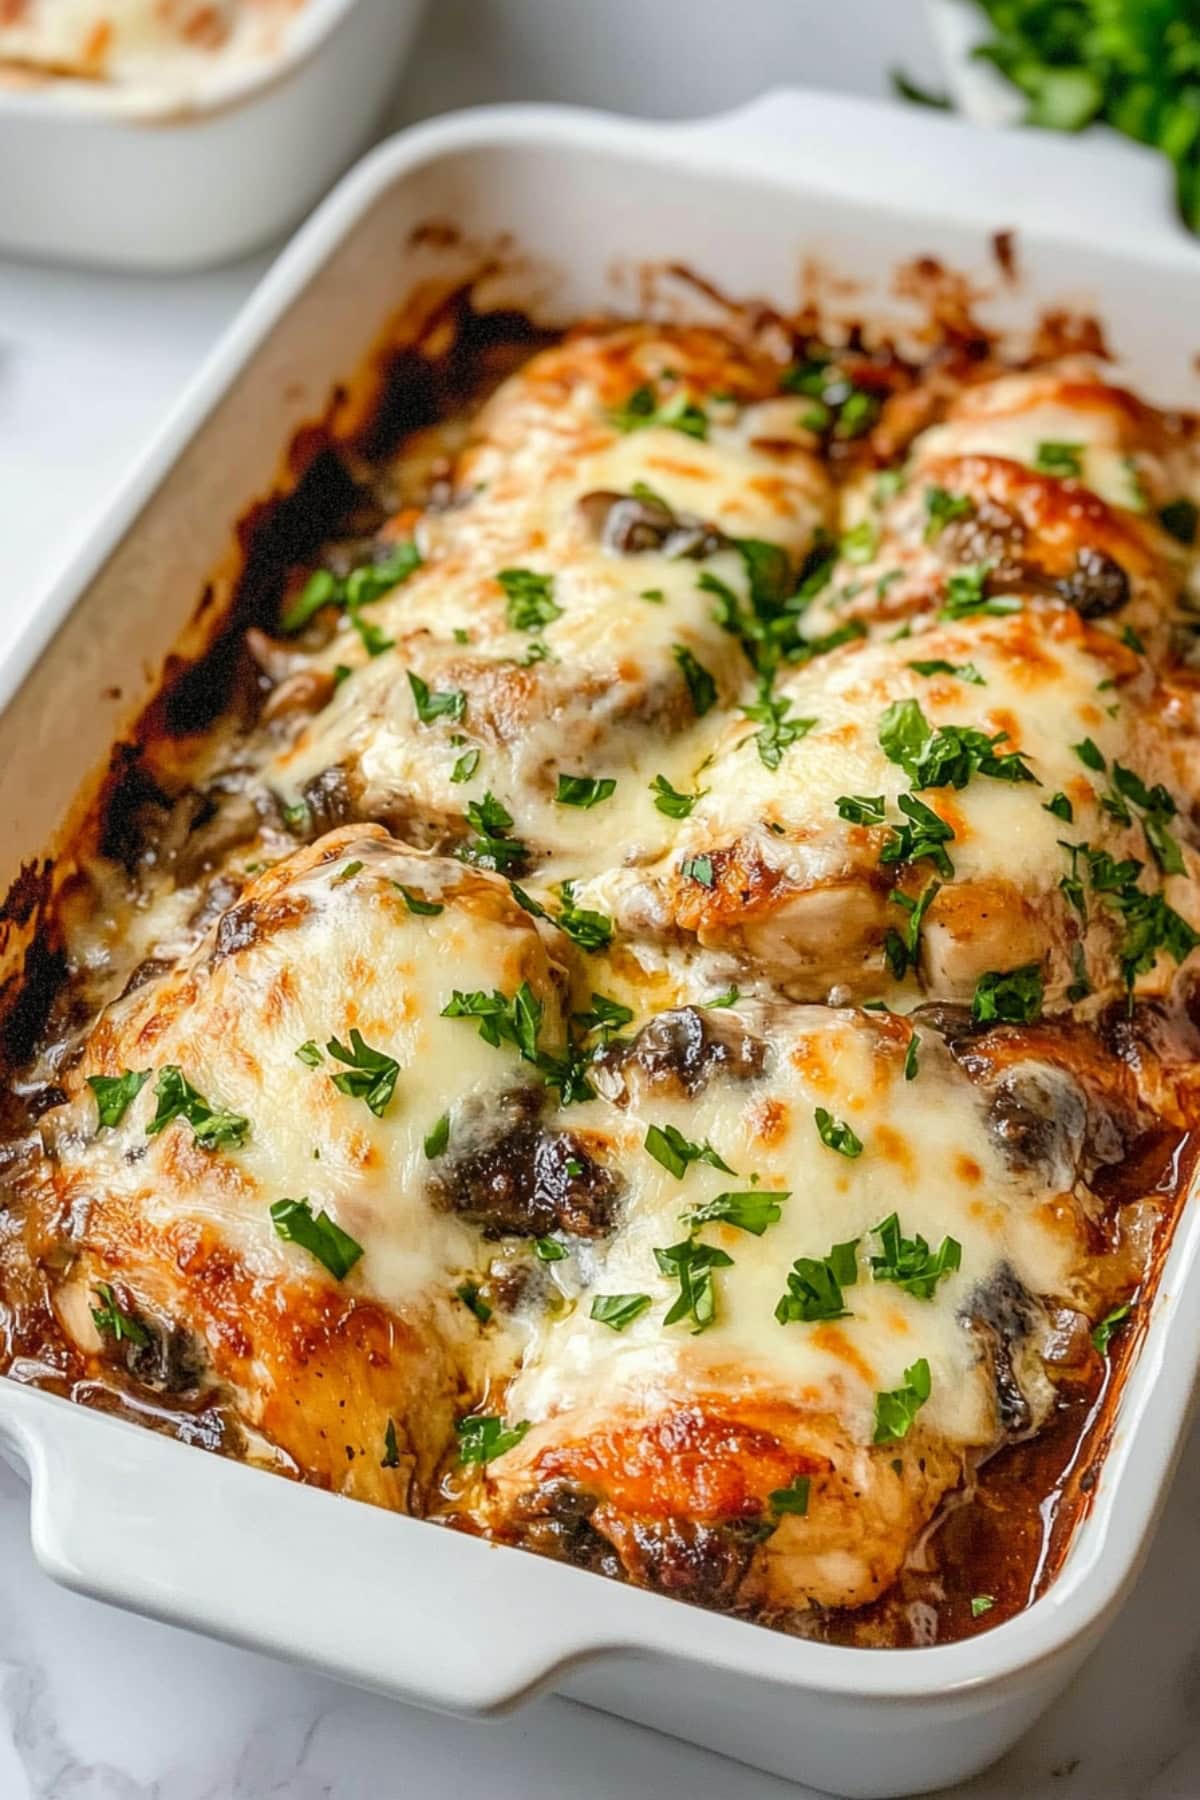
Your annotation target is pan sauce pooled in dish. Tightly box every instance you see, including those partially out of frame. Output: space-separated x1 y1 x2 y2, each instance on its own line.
2 299 1199 1648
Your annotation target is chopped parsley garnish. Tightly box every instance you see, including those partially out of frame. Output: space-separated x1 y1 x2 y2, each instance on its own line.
1035 440 1085 479
280 542 421 634
381 1419 400 1468
971 1595 996 1619
836 793 886 827
884 880 942 981
869 1213 961 1299
607 383 709 440
1108 763 1186 874
90 1282 150 1347
330 860 363 886
924 486 974 541
1160 498 1198 545
280 797 311 834
684 1190 788 1236
571 993 633 1040
879 792 956 879
443 980 593 1106
451 748 480 784
534 1236 567 1262
497 567 561 632
1121 624 1146 654
590 1292 652 1332
1044 792 1074 822
146 1066 249 1151
650 773 707 818
349 606 394 658
456 1414 531 1465
1073 736 1106 772
673 643 718 717
555 773 617 809
742 683 818 770
655 1237 734 1333
790 619 868 666
645 1122 734 1180
907 657 986 686
904 1033 920 1081
394 883 444 916
971 963 1045 1024
1092 1302 1131 1355
814 1107 863 1158
769 1475 811 1516
873 1357 932 1444
640 588 666 604
840 520 878 564
326 1030 400 1117
775 1239 859 1324
555 880 613 951
424 1113 450 1159
780 352 880 440
939 562 1017 621
295 1040 323 1067
879 698 1037 789
704 986 740 1009
269 1197 364 1280
87 1068 149 1129
407 670 466 725
459 791 527 873
1059 839 1200 990
682 853 715 887
456 1282 492 1323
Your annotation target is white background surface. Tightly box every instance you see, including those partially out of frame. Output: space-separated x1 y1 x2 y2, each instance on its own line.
1 4 1198 1795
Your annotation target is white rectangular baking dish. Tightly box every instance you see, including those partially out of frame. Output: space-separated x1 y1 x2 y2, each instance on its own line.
0 0 426 270
1 90 1199 1799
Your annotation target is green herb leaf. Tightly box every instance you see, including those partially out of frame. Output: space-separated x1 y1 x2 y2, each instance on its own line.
645 1122 734 1180
424 1112 450 1159
1073 737 1106 772
393 883 445 916
87 1068 150 1129
1092 1302 1131 1355
280 544 421 634
556 773 617 809
655 1237 734 1333
769 1474 811 1516
459 791 528 873
884 879 942 980
742 683 818 770
1035 440 1085 478
1044 791 1074 822
608 383 709 440
673 643 719 717
348 603 395 658
90 1282 150 1347
907 657 986 685
295 1040 323 1068
456 1281 492 1323
836 793 887 827
814 1106 863 1158
572 993 634 1039
873 1357 932 1444
1160 498 1198 545
939 562 1018 621
590 1292 652 1332
269 1196 363 1280
146 1066 249 1151
924 486 974 541
775 1240 859 1324
682 853 715 887
497 568 561 632
381 1418 401 1468
325 1029 400 1117
407 669 466 725
456 1414 531 1465
904 1033 920 1081
555 880 613 952
330 859 363 886
650 773 707 818
971 1594 995 1618
879 698 1037 789
869 1212 961 1299
534 1236 567 1262
971 963 1044 1024
685 1189 788 1236
451 748 481 784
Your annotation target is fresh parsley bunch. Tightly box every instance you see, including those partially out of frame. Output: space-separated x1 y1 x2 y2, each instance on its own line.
899 1 1200 235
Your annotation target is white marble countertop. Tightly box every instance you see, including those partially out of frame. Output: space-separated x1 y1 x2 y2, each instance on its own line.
1 3 1198 1794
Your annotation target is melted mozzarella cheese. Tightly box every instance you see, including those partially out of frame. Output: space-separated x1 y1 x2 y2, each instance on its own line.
510 1005 1077 1450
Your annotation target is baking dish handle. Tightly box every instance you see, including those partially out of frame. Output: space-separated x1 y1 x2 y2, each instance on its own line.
676 86 1188 261
0 1381 686 1712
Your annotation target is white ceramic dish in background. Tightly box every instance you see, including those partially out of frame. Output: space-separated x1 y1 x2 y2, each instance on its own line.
0 0 426 271
1 90 1199 1800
